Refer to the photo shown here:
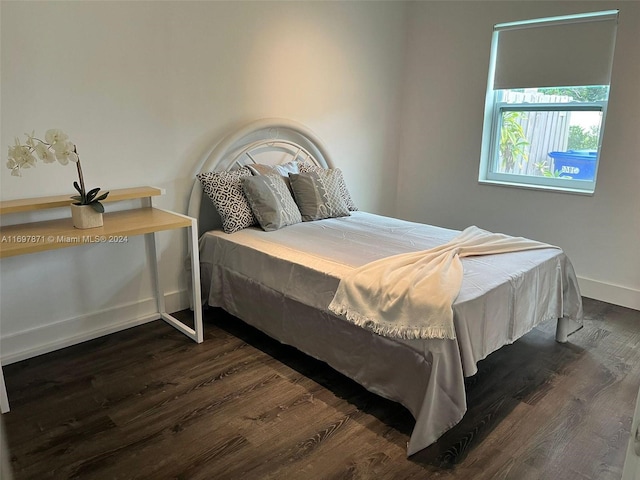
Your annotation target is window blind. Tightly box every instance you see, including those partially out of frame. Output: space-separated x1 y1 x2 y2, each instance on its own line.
493 10 618 90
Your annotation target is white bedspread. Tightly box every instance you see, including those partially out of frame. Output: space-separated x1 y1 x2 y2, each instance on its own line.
329 225 559 340
198 212 583 456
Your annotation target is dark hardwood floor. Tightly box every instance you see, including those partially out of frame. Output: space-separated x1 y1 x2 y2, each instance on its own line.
3 297 639 479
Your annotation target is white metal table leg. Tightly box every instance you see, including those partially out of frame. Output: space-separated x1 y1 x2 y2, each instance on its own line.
146 211 203 344
147 231 167 316
0 366 9 413
188 217 203 343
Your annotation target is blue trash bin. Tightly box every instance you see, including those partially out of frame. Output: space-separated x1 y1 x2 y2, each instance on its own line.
547 150 597 180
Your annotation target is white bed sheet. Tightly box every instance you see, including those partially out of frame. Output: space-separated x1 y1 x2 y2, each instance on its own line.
198 212 583 455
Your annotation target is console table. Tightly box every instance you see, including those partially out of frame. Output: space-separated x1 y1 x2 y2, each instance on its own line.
0 186 203 413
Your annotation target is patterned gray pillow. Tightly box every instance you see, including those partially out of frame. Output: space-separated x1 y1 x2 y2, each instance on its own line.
289 170 351 221
298 163 358 211
242 174 302 231
197 167 257 233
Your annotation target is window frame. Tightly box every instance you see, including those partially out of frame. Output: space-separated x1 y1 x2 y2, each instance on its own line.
478 10 618 195
480 98 607 195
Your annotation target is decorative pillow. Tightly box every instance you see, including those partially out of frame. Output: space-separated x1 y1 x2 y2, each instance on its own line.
247 160 302 177
298 163 358 211
247 160 303 194
242 174 302 231
247 163 275 176
197 167 256 233
289 170 351 221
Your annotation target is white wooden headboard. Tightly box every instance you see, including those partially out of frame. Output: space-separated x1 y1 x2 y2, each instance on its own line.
188 118 334 235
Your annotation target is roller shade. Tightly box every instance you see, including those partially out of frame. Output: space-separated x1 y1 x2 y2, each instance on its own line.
493 11 618 90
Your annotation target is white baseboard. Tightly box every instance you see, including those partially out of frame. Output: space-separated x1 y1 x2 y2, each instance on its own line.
3 279 637 366
1 290 191 366
578 276 640 312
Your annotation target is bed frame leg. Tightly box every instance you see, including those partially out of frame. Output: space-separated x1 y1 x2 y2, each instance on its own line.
555 317 570 343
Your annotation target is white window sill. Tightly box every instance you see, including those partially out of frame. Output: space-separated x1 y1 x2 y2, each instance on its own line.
478 178 595 196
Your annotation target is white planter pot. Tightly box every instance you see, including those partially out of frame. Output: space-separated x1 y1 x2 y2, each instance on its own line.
71 204 103 229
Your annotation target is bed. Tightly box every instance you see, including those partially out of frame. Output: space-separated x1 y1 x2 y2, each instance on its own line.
187 118 583 456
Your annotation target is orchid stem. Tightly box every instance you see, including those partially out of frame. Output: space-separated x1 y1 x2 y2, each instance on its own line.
74 146 86 201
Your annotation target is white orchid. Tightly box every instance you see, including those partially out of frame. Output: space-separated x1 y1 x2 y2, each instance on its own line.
51 140 78 165
34 142 56 163
6 158 21 176
25 131 37 148
7 139 37 176
5 129 109 211
44 129 69 146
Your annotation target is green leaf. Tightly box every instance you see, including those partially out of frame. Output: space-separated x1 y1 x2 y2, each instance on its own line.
86 187 101 203
90 201 105 213
70 195 83 202
73 181 83 195
95 192 109 202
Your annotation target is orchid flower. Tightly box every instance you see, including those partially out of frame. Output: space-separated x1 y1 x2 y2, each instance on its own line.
34 142 56 163
5 129 109 212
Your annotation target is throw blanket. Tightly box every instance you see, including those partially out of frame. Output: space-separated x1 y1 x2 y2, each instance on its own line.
328 226 558 340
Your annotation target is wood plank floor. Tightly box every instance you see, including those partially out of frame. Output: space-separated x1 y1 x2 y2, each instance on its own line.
2 297 639 479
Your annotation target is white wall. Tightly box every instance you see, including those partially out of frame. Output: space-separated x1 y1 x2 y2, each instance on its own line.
396 1 640 310
2 0 637 364
0 1 406 362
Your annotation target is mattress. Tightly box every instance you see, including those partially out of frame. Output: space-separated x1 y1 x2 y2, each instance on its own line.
198 212 583 454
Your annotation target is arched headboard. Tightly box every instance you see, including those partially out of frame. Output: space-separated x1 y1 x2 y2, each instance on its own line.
188 118 334 236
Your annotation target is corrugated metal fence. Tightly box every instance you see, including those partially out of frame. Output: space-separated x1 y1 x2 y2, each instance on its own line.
499 91 571 176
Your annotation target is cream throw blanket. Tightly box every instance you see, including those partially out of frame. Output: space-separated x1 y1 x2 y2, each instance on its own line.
328 226 558 340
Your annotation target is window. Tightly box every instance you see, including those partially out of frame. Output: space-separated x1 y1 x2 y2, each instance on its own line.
479 10 619 194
